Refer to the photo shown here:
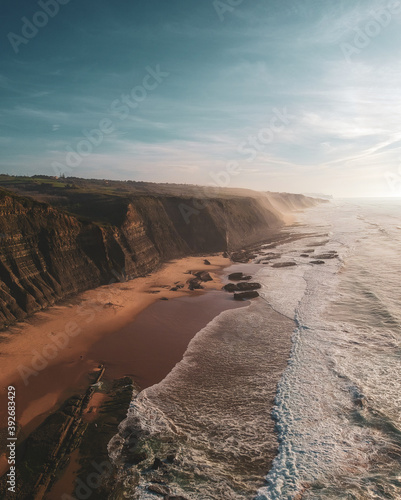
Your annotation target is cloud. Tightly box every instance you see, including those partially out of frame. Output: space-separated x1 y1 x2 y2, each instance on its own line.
1 0 401 196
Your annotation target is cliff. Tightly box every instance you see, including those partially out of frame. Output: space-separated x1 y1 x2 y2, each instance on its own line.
0 177 323 328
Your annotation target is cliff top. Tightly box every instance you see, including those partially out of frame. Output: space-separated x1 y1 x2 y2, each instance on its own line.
0 175 322 226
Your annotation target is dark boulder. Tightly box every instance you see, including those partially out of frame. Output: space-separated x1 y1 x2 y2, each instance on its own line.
234 291 259 300
194 271 213 282
152 458 164 470
300 254 309 257
228 272 244 280
314 253 337 259
262 253 281 260
310 260 325 265
272 262 297 268
188 278 203 290
129 450 148 464
223 282 260 292
203 259 211 265
227 272 252 281
236 282 261 291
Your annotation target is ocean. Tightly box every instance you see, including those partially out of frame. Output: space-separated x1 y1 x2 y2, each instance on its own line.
109 199 401 499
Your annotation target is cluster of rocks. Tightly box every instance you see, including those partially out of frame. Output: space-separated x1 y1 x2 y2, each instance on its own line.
169 282 185 292
223 272 261 301
301 249 338 265
257 252 282 264
128 451 189 499
255 245 339 270
186 270 213 290
230 250 257 263
159 269 214 299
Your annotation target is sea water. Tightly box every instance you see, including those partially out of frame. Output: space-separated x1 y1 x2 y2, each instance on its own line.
110 199 401 499
259 199 401 500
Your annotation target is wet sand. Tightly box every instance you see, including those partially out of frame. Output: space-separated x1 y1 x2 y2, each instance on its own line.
109 277 296 498
89 289 246 388
46 448 81 500
46 289 247 500
0 255 232 475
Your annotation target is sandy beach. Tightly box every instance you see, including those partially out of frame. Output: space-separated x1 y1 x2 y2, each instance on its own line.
0 254 234 475
0 229 304 497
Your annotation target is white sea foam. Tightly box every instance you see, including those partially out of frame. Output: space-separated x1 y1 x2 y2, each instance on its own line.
258 200 401 500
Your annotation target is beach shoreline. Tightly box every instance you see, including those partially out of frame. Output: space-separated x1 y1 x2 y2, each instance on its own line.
0 253 235 479
108 249 297 498
0 228 304 498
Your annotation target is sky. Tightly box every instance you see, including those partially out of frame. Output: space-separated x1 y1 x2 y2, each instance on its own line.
1 0 401 197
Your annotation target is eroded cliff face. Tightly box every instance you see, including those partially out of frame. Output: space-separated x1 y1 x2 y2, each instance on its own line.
0 187 321 328
0 192 102 325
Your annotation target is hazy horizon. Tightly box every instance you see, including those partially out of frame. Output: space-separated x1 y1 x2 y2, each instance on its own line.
2 1 401 198
4 172 401 200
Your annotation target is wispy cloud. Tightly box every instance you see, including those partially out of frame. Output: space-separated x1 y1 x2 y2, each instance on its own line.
1 0 401 196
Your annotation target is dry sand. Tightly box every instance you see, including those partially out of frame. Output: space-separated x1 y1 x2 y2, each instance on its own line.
0 255 229 388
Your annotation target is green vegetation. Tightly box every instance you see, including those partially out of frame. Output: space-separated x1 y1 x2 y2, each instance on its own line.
0 175 132 226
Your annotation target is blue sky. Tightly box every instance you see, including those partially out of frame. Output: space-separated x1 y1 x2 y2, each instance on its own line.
1 0 401 197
